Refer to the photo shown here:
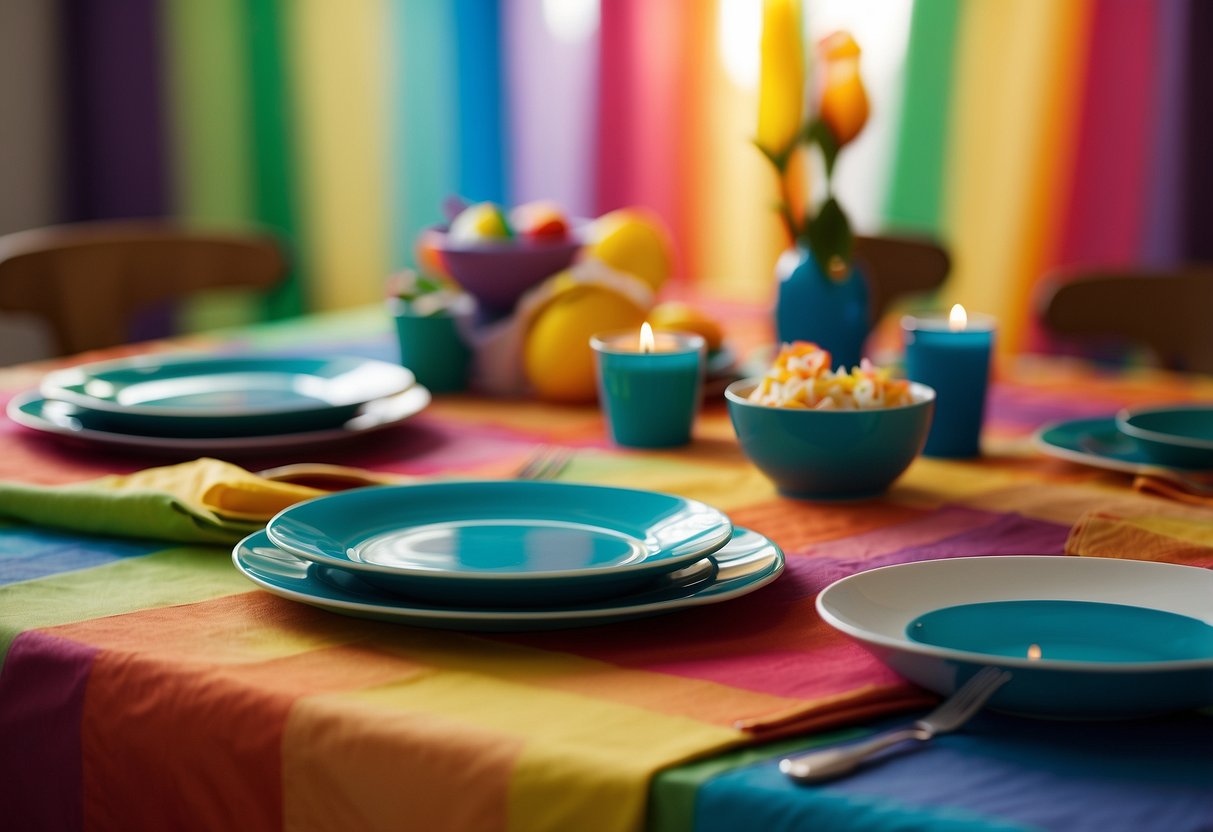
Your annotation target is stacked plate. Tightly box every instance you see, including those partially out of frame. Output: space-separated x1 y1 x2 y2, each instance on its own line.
1034 403 1213 475
6 353 431 455
232 480 785 630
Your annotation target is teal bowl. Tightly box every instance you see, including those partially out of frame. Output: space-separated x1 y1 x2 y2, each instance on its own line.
1115 404 1213 470
725 378 935 500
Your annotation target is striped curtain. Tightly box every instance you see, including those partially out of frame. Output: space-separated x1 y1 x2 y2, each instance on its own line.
0 0 1206 355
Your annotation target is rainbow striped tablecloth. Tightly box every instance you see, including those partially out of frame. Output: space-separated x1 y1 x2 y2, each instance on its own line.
1 308 1211 831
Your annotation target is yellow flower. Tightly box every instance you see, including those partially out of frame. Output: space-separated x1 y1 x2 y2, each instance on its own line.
818 31 868 147
756 0 805 160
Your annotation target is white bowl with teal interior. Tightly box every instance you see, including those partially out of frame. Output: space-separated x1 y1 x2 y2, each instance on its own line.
817 556 1213 719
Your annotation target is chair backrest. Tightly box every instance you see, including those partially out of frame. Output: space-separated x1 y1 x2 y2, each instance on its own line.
853 235 951 325
0 221 287 356
1039 267 1213 374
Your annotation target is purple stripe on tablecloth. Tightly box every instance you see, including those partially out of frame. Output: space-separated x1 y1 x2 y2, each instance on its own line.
0 631 97 831
60 0 171 220
0 527 161 585
986 387 1122 431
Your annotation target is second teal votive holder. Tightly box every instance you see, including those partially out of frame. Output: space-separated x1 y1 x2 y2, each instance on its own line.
590 329 706 448
389 296 474 393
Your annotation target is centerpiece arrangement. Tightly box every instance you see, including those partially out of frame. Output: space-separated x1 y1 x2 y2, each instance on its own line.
756 0 871 369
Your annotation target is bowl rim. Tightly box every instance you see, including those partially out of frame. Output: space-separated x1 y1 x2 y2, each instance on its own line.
1115 404 1213 452
724 377 935 413
427 219 590 254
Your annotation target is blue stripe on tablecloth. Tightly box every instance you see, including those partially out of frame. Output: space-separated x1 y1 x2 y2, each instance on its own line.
691 712 1213 832
0 526 161 585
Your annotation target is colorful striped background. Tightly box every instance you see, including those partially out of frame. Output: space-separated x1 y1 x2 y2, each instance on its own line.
1 0 1209 354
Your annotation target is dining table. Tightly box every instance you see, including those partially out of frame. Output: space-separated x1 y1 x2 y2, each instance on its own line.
1 301 1211 832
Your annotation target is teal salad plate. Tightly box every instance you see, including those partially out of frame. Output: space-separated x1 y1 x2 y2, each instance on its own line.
6 385 430 456
817 556 1213 719
265 481 734 605
233 526 783 631
1033 416 1211 474
39 354 415 437
1116 404 1213 469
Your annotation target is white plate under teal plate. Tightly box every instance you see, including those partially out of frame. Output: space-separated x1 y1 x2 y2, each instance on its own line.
39 354 415 437
265 481 734 605
817 556 1213 719
233 526 783 630
1033 416 1212 474
6 385 430 456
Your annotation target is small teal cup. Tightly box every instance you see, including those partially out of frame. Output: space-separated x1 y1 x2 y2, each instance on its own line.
389 296 474 393
1115 404 1213 469
902 309 995 458
591 328 706 448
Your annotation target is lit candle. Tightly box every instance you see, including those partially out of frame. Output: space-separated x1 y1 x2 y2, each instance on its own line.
590 323 706 448
901 304 996 458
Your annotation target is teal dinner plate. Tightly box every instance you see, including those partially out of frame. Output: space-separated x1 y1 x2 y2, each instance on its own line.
6 385 430 456
817 556 1213 719
1033 416 1211 474
1116 404 1213 469
40 354 415 437
265 481 734 605
233 526 783 631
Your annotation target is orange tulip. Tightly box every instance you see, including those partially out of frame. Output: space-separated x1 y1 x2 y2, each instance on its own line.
818 31 869 147
756 0 805 161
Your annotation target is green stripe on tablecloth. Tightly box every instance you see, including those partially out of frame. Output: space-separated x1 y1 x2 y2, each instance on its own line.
163 0 261 333
882 0 962 234
647 729 868 832
0 546 250 664
246 0 306 320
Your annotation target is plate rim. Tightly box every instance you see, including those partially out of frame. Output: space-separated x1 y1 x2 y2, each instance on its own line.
1116 404 1213 452
6 385 431 454
816 555 1213 673
264 480 734 583
39 353 416 419
1033 416 1151 475
232 527 783 624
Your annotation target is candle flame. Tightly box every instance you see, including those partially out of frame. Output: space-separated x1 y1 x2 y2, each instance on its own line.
948 304 968 332
1027 643 1042 661
639 322 655 354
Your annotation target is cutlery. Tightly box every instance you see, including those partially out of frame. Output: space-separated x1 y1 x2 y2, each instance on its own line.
780 666 1011 783
259 444 573 490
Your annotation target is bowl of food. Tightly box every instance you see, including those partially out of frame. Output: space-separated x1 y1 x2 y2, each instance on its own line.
725 343 934 500
424 201 585 318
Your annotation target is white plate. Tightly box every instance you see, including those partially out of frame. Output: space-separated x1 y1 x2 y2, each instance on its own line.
6 385 431 456
817 556 1213 719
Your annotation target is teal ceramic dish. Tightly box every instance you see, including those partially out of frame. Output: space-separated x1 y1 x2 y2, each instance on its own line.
1034 416 1169 474
1116 405 1213 470
817 556 1213 719
233 527 783 631
724 378 935 500
39 354 415 438
6 385 430 456
265 481 734 605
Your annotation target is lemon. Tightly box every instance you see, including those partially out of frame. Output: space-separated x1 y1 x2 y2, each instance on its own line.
447 202 512 243
585 209 673 291
524 285 647 402
648 301 725 351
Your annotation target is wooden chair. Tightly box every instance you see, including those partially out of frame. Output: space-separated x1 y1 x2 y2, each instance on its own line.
1039 267 1213 374
0 221 287 356
854 235 951 325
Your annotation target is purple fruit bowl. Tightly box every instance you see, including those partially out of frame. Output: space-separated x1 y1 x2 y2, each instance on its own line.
429 224 586 315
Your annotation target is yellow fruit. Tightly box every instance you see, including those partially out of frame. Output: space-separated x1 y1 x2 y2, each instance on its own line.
524 285 647 402
585 209 673 291
648 301 725 352
447 202 512 243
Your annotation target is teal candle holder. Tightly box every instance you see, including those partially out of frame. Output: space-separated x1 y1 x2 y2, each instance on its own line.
902 308 995 458
591 328 706 448
389 295 474 393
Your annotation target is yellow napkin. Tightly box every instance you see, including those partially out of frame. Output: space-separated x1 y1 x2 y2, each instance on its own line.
0 458 331 544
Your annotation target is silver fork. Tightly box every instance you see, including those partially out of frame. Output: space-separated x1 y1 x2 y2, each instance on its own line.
514 445 573 481
780 666 1012 783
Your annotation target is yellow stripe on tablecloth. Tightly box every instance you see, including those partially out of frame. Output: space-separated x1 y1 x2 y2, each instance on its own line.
289 0 389 310
888 457 1034 507
284 668 742 832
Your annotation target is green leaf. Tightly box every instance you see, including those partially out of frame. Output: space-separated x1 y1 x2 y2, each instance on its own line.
751 138 790 173
804 119 841 180
802 197 854 279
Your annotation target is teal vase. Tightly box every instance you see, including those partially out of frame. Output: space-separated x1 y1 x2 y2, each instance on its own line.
775 245 870 370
